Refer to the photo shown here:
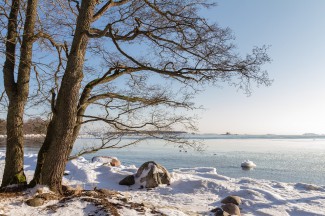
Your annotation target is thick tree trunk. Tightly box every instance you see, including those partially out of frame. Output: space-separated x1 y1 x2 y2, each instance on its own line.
28 120 55 187
30 113 84 187
1 0 38 187
2 99 26 186
32 0 96 193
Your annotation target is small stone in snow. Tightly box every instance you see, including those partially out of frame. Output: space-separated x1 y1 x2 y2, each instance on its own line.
63 171 70 176
221 203 241 216
211 207 230 216
110 158 121 166
221 195 242 205
26 197 44 207
120 197 129 202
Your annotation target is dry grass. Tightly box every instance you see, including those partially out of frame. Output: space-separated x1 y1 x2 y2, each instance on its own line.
0 185 26 200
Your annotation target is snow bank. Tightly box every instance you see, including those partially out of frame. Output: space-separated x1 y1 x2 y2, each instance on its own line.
1 155 325 215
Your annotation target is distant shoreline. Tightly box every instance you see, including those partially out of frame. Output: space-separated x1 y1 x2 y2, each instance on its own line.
1 133 325 140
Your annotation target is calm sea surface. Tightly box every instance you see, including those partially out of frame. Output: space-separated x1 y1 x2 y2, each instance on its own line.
1 135 325 185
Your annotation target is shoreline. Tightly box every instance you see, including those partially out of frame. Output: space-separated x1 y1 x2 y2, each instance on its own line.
1 154 325 215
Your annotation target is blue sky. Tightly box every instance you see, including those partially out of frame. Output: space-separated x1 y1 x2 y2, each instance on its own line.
196 0 325 134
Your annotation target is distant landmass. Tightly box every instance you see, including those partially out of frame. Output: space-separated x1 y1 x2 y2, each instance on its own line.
302 133 320 136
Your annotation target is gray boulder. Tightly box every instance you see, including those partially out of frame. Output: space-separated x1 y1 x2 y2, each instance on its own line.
119 175 135 186
135 161 171 188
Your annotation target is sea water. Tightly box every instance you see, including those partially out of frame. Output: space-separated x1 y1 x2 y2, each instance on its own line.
1 135 325 185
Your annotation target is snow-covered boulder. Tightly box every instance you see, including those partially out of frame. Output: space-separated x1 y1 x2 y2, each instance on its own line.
135 161 171 188
91 156 121 166
119 161 171 188
241 160 256 169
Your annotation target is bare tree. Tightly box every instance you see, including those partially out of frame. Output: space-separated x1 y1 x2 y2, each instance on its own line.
28 0 271 193
1 0 39 187
1 0 271 192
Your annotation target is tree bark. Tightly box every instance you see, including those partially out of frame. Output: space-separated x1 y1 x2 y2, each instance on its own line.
1 0 38 187
32 0 96 193
28 120 55 187
2 98 26 186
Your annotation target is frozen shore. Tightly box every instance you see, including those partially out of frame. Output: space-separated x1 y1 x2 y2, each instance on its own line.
0 153 325 215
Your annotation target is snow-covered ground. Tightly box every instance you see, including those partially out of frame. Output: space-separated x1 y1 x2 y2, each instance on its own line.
0 152 325 215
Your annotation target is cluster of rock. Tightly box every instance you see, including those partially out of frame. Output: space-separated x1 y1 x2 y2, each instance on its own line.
212 195 242 216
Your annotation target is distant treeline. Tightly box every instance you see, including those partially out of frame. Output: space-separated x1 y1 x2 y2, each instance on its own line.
108 131 186 135
0 118 49 135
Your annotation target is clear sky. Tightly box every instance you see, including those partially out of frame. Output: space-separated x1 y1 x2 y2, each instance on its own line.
196 0 325 135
